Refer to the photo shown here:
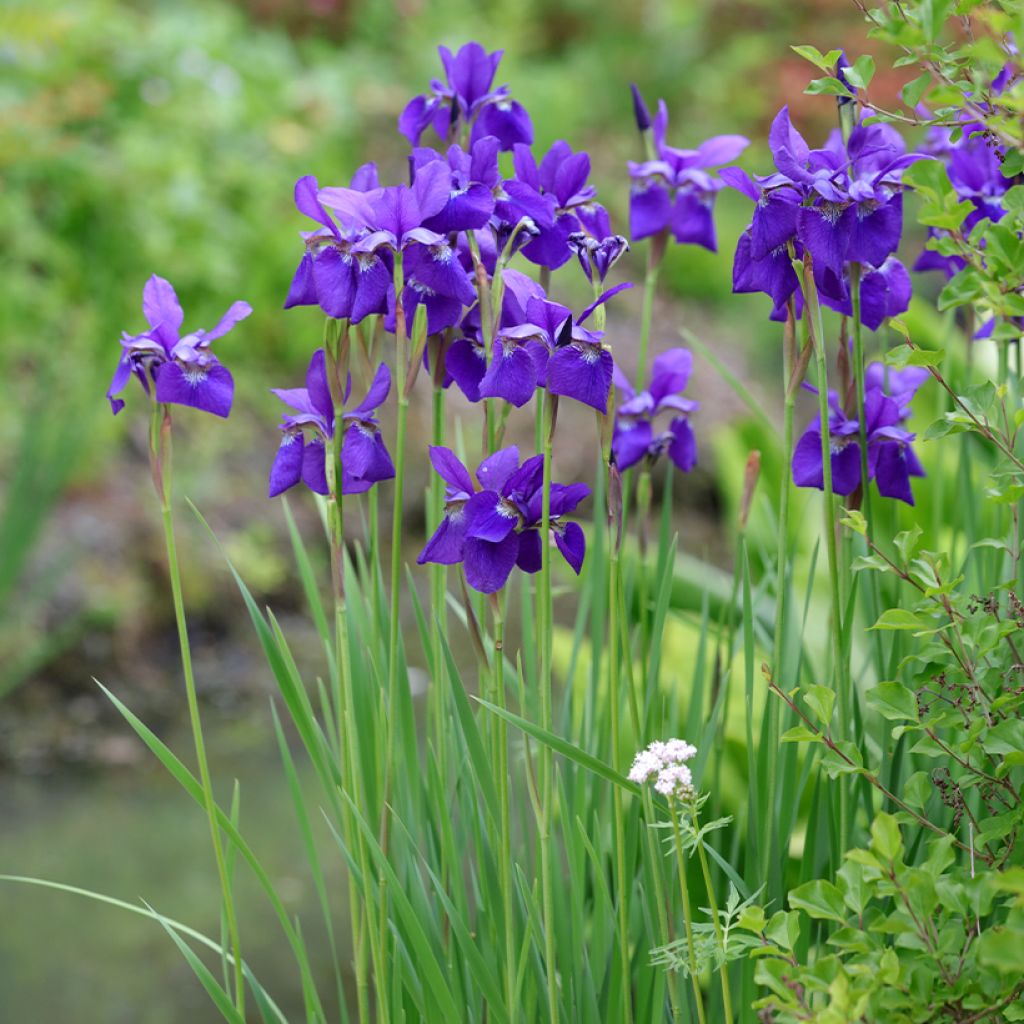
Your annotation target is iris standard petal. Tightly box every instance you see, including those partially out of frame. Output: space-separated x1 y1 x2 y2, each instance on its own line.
350 363 392 416
429 446 476 495
142 275 184 350
202 301 253 343
649 348 693 401
305 349 335 425
476 447 520 493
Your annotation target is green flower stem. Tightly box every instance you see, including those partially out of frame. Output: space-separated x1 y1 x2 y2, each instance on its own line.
430 373 449 789
489 593 517 1021
643 790 684 1024
636 464 653 675
152 404 244 1019
766 301 798 886
850 267 886 719
368 484 381 633
636 240 662 384
801 257 850 850
324 320 376 1024
691 801 733 1023
849 266 873 541
377 249 412 1012
608 537 633 1024
537 390 559 1023
386 249 409 767
669 802 706 1024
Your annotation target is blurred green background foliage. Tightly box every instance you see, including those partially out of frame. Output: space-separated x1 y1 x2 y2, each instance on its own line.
0 0 883 691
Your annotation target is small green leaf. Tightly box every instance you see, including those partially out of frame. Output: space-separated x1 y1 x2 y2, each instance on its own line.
938 269 985 310
804 684 835 726
977 927 1024 973
790 44 826 68
903 771 932 810
790 45 842 71
789 879 847 923
1003 149 1024 178
867 681 919 721
841 509 867 535
901 72 931 108
764 910 800 951
870 608 931 632
993 868 1024 895
837 860 871 915
851 553 893 573
870 813 903 862
806 76 855 97
781 725 822 744
885 343 944 368
893 525 922 563
738 905 767 933
879 946 900 985
843 54 875 90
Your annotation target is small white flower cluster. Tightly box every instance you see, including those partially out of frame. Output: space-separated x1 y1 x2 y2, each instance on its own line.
628 738 698 801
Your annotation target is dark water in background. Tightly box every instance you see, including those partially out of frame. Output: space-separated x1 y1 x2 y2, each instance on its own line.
0 715 349 1023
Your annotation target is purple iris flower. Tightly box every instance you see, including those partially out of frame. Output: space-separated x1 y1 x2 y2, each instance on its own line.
410 142 497 234
847 256 912 329
418 445 589 593
314 160 478 334
444 272 631 412
544 283 632 413
628 100 749 252
513 141 603 269
317 161 451 251
724 106 923 318
445 268 546 404
386 235 479 336
731 226 805 322
914 113 1017 279
545 323 611 412
792 366 926 505
399 42 533 152
107 275 250 417
268 349 394 498
284 169 392 324
568 205 630 283
611 348 699 472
